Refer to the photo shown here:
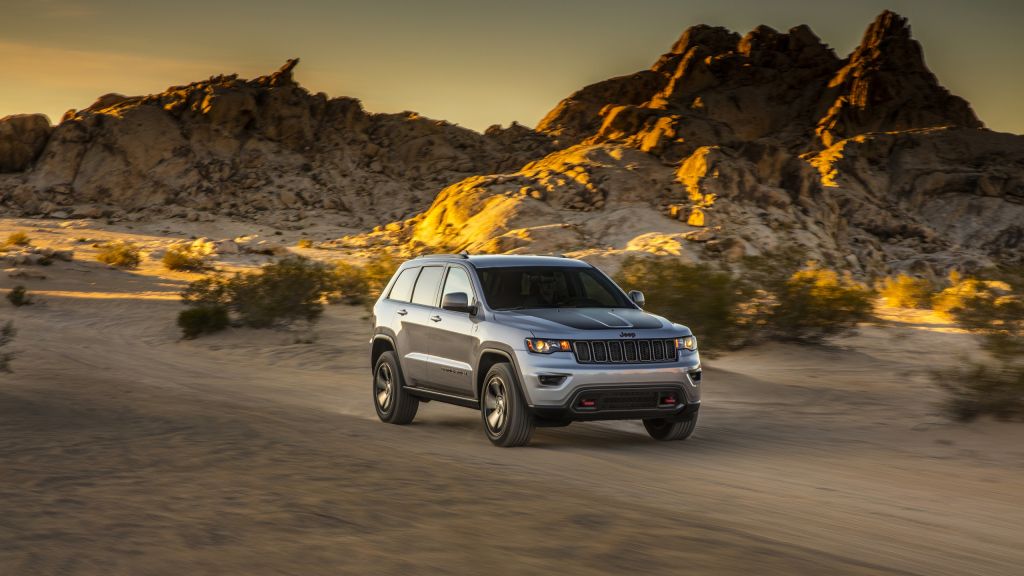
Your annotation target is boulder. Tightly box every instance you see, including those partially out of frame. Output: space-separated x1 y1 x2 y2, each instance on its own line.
0 114 52 172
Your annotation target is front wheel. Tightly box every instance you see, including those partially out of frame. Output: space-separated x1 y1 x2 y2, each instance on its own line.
373 351 419 424
481 363 534 447
643 413 698 441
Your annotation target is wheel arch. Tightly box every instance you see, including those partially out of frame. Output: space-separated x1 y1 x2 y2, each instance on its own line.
475 347 520 401
371 334 396 374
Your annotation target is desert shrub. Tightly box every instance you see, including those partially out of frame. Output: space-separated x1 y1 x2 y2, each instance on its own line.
228 257 334 327
162 246 209 272
0 321 13 372
876 273 934 308
3 232 30 248
936 362 1024 422
6 286 32 307
179 256 334 336
177 305 229 339
296 238 314 249
768 265 874 343
326 254 400 308
362 253 401 300
97 241 141 269
933 274 1023 420
615 257 749 352
332 262 370 304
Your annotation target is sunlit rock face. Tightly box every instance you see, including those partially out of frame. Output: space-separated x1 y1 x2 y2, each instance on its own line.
0 59 553 227
396 10 1023 276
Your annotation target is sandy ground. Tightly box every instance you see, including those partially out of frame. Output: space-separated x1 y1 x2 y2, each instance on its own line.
1 218 1023 575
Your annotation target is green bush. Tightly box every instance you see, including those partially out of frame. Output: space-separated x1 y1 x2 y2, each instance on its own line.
179 256 334 336
97 241 141 269
769 266 874 343
6 286 32 307
877 273 933 308
3 232 30 248
177 305 229 339
615 258 749 352
162 246 209 272
228 257 333 327
0 321 14 373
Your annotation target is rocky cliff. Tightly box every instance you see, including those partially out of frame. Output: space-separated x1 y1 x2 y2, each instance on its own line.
374 11 1022 277
0 59 552 227
2 12 1021 277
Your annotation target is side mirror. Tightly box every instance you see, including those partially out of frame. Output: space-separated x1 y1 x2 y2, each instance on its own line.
628 290 645 308
442 292 476 314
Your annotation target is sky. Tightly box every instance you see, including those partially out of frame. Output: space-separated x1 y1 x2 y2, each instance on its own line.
1 0 1021 134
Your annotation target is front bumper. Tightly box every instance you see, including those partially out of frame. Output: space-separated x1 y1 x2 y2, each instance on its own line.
512 348 702 422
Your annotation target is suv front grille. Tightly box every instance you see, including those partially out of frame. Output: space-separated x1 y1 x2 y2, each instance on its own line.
572 339 677 364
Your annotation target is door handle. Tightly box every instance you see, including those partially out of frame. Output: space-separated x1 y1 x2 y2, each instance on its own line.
397 309 408 316
430 315 442 322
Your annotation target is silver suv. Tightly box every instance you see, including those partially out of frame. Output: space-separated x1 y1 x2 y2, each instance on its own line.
369 254 702 447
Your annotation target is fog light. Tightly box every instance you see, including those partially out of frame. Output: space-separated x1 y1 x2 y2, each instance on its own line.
538 374 568 386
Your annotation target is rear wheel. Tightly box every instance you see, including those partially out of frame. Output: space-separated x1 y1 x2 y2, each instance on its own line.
373 351 418 425
481 363 534 447
643 413 698 441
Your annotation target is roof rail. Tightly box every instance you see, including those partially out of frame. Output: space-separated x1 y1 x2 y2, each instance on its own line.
414 253 469 259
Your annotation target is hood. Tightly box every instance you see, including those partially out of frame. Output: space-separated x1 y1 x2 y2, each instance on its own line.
493 308 669 333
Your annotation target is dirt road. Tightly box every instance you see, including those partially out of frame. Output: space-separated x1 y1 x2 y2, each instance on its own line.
1 226 1022 575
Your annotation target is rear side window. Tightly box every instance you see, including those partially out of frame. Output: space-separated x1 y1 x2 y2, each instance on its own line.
410 266 444 307
388 268 419 302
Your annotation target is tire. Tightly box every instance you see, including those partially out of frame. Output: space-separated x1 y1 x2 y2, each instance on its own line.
373 351 419 425
643 413 698 441
480 363 535 447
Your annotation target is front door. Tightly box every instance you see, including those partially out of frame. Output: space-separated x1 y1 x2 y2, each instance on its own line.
426 265 478 396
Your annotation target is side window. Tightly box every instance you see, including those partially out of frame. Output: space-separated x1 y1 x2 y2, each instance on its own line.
387 267 419 302
410 266 444 307
441 267 474 300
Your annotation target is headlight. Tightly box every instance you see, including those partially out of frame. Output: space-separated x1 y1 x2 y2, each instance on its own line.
525 338 571 354
676 336 697 351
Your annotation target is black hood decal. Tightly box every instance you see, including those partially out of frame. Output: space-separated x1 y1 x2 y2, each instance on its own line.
505 308 664 330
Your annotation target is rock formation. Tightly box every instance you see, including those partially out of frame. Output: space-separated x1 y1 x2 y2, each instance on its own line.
0 59 552 227
1 11 1021 277
380 11 1022 276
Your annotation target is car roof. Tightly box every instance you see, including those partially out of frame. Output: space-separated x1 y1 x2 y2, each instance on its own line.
411 254 592 269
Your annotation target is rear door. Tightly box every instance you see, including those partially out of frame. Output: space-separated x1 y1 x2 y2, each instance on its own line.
426 264 479 396
398 265 445 387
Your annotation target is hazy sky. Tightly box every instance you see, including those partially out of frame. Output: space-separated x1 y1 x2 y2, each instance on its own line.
2 0 1021 133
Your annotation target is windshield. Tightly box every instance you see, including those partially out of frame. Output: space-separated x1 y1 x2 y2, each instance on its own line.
478 266 633 310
